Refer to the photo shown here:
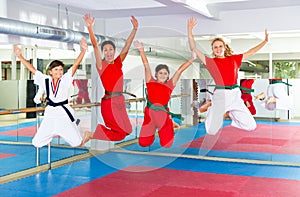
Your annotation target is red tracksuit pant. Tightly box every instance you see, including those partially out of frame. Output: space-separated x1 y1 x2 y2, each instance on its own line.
93 95 132 141
139 107 174 148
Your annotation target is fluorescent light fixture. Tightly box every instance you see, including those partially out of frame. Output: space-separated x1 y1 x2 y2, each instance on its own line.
172 0 213 18
39 0 166 10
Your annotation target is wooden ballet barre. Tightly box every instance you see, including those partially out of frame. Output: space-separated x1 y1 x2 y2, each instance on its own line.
0 94 190 115
126 98 146 103
0 102 101 115
0 107 45 115
70 102 101 108
170 94 190 98
125 94 190 103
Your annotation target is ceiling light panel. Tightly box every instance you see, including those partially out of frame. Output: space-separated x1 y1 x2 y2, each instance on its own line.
46 0 166 10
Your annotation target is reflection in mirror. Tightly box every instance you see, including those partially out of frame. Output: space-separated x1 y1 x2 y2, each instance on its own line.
1 37 300 178
120 78 300 166
0 45 91 177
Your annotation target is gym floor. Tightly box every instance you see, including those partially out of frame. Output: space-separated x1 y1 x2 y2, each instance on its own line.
1 120 300 196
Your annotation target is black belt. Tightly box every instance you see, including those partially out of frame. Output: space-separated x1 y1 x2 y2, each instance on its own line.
47 99 75 122
45 78 75 122
200 88 213 95
103 91 136 100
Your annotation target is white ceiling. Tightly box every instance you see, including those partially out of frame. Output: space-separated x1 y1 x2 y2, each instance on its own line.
17 0 300 38
16 0 300 19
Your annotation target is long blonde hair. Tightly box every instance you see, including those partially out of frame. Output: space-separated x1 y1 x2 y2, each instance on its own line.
211 37 233 57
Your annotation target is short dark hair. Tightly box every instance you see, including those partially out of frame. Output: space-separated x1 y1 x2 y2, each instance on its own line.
47 60 64 73
155 64 170 74
155 64 170 82
101 40 116 51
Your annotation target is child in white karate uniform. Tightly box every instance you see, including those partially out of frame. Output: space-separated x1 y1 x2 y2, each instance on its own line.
14 38 88 148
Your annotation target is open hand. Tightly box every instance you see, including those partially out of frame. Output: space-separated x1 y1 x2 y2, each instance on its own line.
13 45 22 58
131 16 138 30
133 40 144 51
188 16 198 30
80 37 88 50
83 14 95 27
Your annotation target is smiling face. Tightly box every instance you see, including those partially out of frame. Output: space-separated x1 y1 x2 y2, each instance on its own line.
47 60 65 80
155 68 169 83
212 40 225 58
102 43 115 63
49 65 64 79
155 64 170 83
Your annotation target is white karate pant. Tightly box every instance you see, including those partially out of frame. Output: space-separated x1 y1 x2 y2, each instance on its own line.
264 83 292 110
32 106 82 148
205 88 256 135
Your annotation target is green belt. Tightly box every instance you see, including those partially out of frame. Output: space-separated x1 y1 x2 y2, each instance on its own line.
146 98 183 121
269 80 292 86
240 86 254 94
209 84 254 94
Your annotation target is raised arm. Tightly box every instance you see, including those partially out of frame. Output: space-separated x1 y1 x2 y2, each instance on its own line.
243 29 269 59
172 51 196 86
187 17 206 65
133 40 152 83
13 45 36 74
119 16 138 62
83 14 103 70
71 37 88 76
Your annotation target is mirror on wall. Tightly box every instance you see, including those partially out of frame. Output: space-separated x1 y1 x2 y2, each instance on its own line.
120 78 300 165
0 45 92 177
0 35 300 176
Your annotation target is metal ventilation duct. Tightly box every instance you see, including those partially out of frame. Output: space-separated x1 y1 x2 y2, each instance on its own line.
0 17 191 60
0 17 125 47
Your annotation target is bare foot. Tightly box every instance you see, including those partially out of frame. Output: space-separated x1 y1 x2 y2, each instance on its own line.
266 96 276 105
255 92 266 100
80 131 93 147
224 111 230 118
245 101 251 108
199 100 212 113
173 121 180 129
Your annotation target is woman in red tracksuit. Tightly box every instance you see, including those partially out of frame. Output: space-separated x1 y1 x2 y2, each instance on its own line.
240 79 256 115
81 14 138 145
74 79 90 104
134 40 195 148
